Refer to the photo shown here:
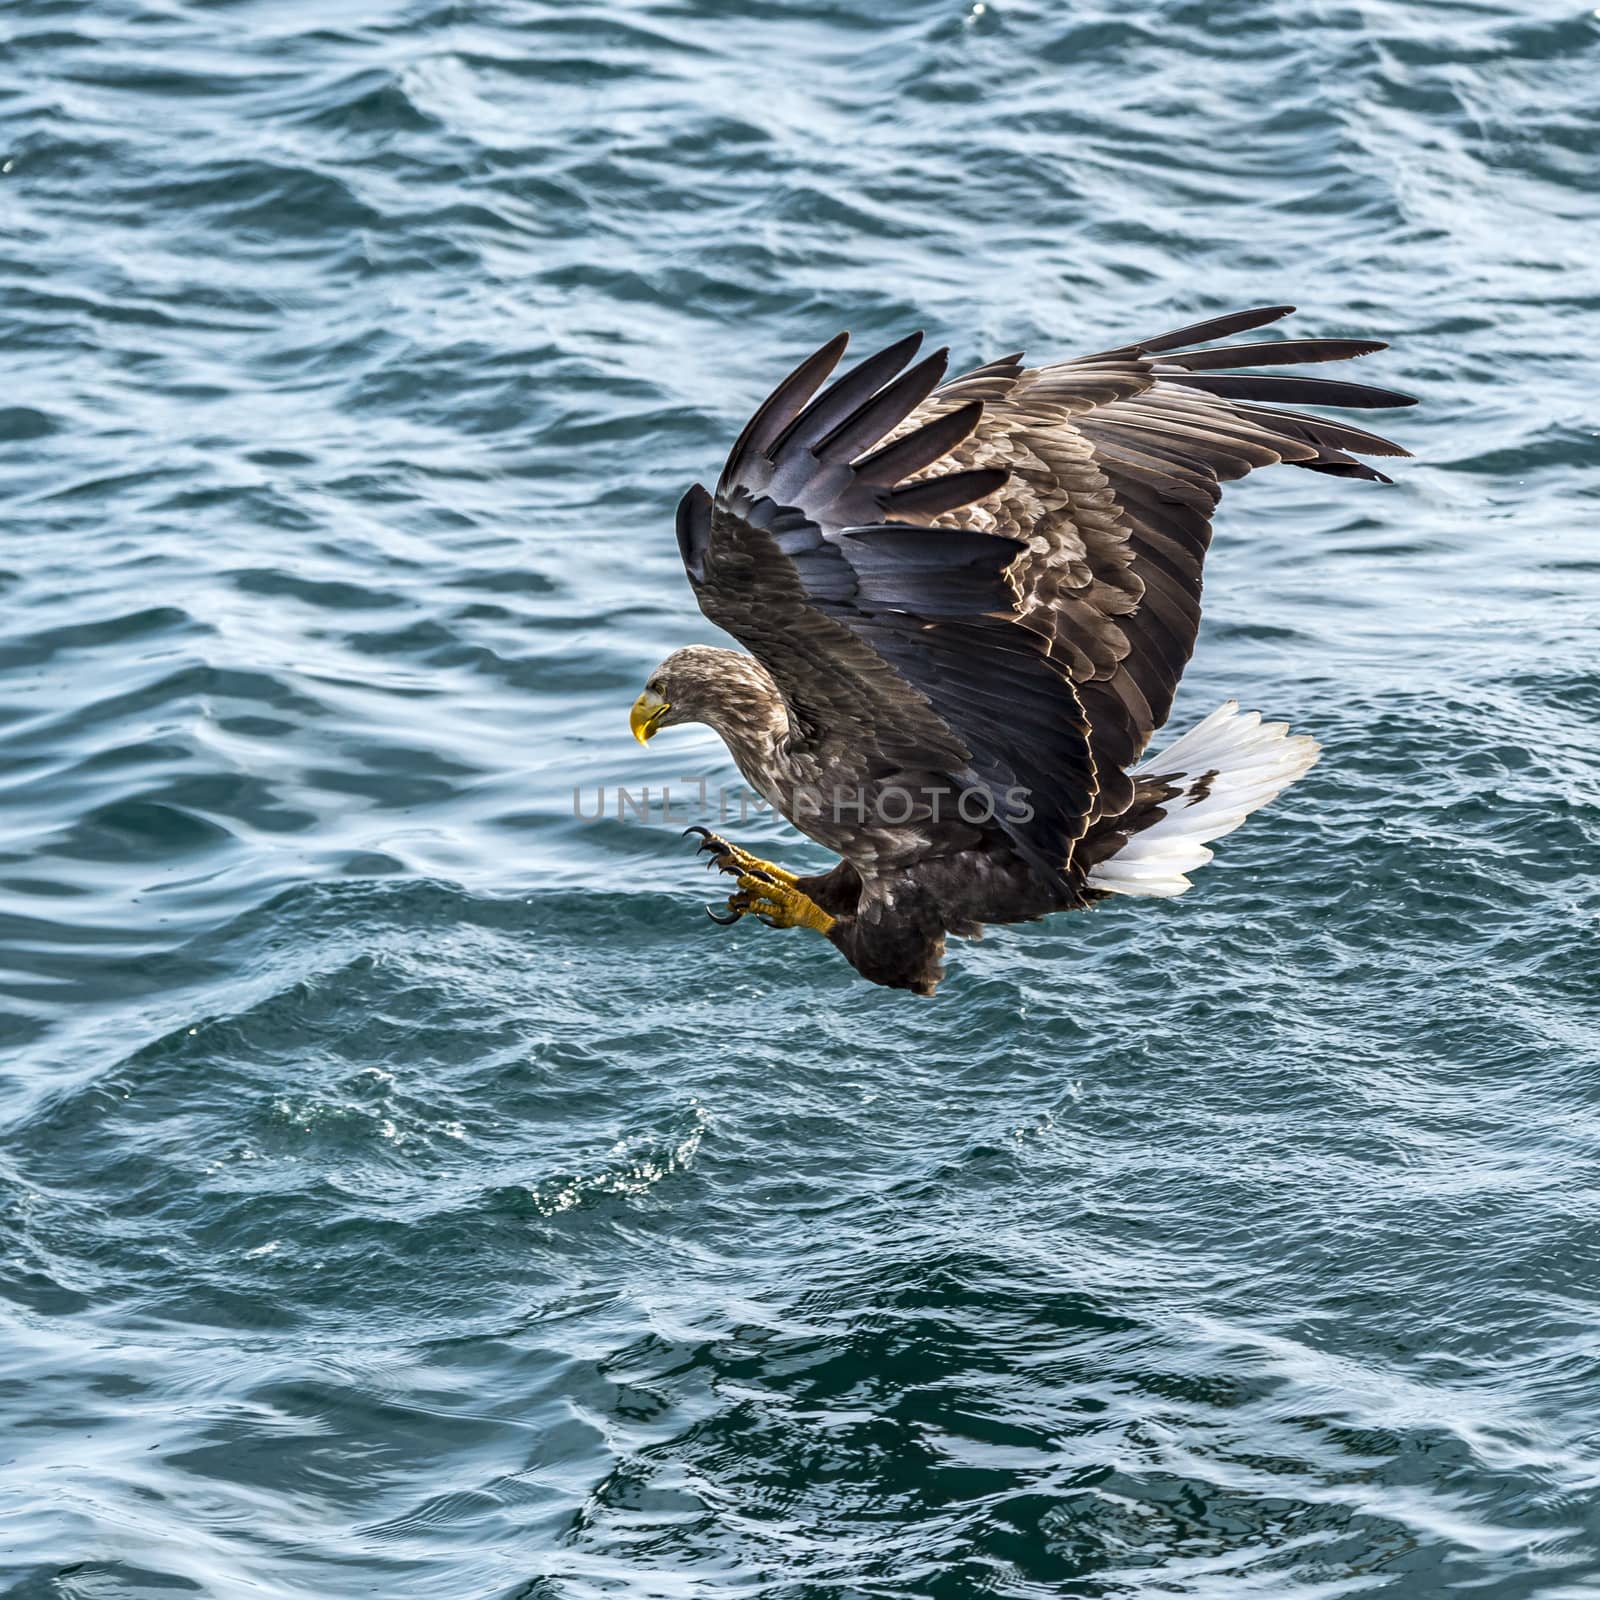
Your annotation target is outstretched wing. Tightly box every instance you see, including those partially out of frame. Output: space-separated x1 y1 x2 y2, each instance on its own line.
909 306 1414 823
676 333 1096 887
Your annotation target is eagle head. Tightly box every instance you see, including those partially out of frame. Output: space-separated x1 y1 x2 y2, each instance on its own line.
631 645 729 743
630 645 783 746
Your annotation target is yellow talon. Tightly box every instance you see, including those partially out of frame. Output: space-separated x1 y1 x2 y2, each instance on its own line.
686 829 826 928
723 847 796 885
728 872 836 935
684 826 797 885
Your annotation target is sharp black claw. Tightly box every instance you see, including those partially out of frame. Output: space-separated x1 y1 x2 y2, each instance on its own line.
705 904 741 925
684 825 735 866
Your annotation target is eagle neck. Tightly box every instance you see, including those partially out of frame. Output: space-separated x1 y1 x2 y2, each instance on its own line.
697 650 792 786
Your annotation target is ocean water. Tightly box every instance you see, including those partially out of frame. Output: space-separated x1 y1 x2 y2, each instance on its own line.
3 0 1598 1594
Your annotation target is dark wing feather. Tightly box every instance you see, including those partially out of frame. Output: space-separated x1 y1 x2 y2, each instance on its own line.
683 334 1098 885
1163 337 1388 370
906 307 1411 829
1164 372 1416 408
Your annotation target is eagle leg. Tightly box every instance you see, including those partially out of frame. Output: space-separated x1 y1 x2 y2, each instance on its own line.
708 869 837 935
683 825 797 886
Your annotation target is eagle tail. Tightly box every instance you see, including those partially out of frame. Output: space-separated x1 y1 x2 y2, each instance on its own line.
1085 701 1320 898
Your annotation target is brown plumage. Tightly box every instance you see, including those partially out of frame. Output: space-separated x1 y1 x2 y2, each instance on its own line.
634 307 1411 994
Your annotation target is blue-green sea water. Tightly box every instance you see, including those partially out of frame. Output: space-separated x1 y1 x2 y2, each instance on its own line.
3 1 1599 1595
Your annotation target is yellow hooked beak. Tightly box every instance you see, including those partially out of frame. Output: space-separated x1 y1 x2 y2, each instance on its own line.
630 690 670 744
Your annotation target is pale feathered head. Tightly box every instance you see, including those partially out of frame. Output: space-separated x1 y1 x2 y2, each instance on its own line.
630 645 782 744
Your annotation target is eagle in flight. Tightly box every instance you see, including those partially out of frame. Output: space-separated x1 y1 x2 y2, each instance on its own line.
629 306 1411 994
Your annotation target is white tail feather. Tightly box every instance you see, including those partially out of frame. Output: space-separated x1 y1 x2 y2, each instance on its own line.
1086 700 1320 898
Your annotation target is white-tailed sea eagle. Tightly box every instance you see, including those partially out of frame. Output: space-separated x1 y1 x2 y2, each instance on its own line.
630 306 1411 994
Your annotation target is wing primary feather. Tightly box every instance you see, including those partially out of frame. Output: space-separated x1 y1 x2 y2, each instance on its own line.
1071 306 1297 364
1133 305 1297 354
1236 403 1414 457
1167 372 1418 408
675 482 714 583
1307 459 1394 483
853 399 985 485
1160 337 1388 370
723 333 849 480
815 348 952 462
883 467 1010 518
770 332 925 456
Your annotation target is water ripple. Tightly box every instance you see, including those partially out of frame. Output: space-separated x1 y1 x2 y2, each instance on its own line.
3 0 1599 1595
